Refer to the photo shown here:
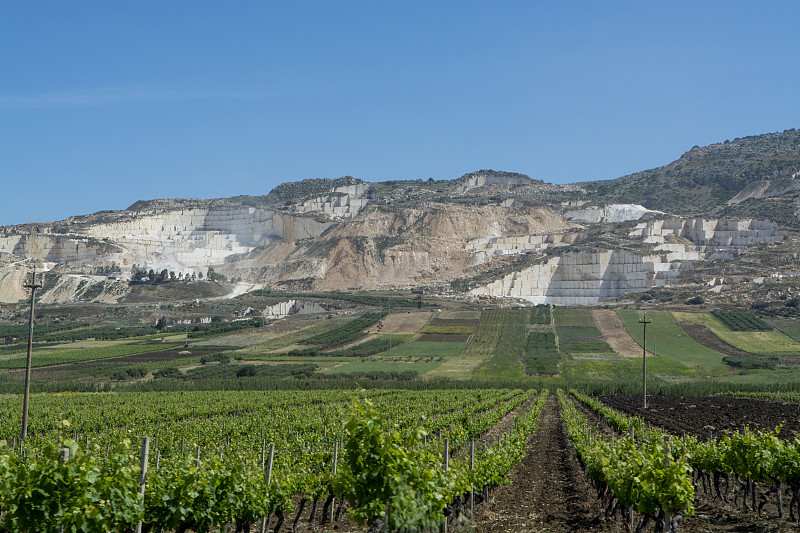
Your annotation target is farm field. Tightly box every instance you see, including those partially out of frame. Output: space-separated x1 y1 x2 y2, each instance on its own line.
426 309 504 379
599 394 800 438
2 389 797 532
673 310 800 356
592 308 645 358
2 297 800 531
617 309 732 376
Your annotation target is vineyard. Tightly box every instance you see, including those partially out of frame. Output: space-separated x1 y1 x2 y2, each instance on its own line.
0 389 548 532
1 296 800 531
1 389 798 532
711 309 773 332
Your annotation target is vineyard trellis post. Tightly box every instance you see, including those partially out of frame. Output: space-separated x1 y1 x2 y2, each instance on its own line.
260 442 274 533
135 437 150 533
20 267 42 441
663 436 671 530
469 438 475 517
639 312 652 409
442 438 449 533
332 440 339 523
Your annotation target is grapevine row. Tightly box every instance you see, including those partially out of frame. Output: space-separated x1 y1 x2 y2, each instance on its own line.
0 389 548 532
569 390 800 522
558 390 694 532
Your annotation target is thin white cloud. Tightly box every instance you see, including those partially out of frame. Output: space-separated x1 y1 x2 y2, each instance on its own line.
0 86 280 109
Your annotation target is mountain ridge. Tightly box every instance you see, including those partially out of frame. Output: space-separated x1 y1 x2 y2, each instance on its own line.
1 130 798 305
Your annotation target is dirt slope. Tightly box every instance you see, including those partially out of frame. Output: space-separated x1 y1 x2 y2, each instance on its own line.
593 309 652 358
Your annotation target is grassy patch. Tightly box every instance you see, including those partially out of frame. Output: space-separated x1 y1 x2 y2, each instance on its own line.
673 311 800 356
325 334 412 357
319 360 440 375
375 340 468 358
617 310 731 376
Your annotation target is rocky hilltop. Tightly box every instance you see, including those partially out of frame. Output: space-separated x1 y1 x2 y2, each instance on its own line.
1 130 798 305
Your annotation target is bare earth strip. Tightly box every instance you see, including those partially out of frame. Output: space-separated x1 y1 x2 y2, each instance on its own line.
366 311 433 335
474 396 623 533
592 309 652 358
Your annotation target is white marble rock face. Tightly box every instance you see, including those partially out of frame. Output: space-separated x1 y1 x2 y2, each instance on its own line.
0 206 331 276
471 218 789 305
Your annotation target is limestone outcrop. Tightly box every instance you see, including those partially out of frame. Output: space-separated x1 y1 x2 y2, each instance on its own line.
290 183 376 219
563 204 661 224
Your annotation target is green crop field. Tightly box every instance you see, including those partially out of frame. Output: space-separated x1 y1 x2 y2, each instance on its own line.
375 340 468 358
554 307 613 356
0 343 178 369
474 309 528 379
617 309 731 376
426 309 504 379
319 360 441 375
673 311 800 356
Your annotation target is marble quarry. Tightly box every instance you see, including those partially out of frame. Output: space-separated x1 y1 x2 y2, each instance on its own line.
471 250 688 305
629 218 789 250
563 204 660 224
472 218 789 305
292 183 376 219
264 299 335 319
0 206 330 276
466 232 584 266
0 234 110 264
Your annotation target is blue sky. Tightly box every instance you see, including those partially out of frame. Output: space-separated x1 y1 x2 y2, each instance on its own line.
1 1 798 226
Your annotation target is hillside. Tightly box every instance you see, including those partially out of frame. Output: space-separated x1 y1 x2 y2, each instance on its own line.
0 130 798 305
581 129 800 225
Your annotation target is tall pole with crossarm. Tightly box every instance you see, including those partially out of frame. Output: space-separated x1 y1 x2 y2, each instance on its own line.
639 311 652 409
21 267 42 441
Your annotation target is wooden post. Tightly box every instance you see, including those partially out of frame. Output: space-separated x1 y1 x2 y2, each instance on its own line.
20 269 41 441
469 439 475 517
260 443 274 533
331 441 339 521
663 436 671 530
639 312 652 409
442 438 449 533
195 445 200 467
135 437 150 533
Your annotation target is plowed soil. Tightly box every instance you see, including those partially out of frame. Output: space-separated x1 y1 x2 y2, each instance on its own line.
473 396 624 532
574 395 792 532
592 309 651 357
599 395 800 439
679 323 754 358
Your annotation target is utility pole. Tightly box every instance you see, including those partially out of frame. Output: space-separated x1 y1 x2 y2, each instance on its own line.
21 267 42 441
639 311 652 409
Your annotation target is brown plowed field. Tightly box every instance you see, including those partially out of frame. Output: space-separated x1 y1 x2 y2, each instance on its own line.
599 395 800 439
574 395 792 532
592 309 651 357
679 323 754 357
